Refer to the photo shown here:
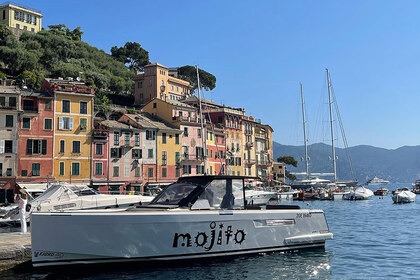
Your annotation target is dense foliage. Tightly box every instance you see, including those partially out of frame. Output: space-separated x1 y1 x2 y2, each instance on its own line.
178 65 216 92
0 24 217 104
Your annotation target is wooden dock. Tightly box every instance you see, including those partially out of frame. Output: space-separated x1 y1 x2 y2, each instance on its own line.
0 230 31 271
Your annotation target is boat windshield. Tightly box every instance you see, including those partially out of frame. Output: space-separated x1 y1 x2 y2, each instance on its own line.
68 185 100 196
152 182 198 205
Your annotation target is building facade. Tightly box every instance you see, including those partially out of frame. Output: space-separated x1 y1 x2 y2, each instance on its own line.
42 78 94 185
0 3 42 36
134 63 192 106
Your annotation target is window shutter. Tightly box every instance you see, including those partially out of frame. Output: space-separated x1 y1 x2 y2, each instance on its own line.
69 118 73 130
27 139 32 154
0 140 4 154
12 140 17 154
42 140 47 155
58 117 63 129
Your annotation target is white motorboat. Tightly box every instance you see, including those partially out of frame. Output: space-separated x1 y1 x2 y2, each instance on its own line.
244 187 276 205
367 177 389 185
31 175 333 268
392 188 416 203
1 183 153 223
342 186 374 200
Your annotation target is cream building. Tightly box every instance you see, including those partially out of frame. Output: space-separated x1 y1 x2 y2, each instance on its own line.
0 3 42 36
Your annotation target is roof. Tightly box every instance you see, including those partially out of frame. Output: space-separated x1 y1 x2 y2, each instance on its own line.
99 120 131 130
125 113 180 132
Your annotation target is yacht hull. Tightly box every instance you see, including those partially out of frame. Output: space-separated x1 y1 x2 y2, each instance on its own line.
31 209 332 267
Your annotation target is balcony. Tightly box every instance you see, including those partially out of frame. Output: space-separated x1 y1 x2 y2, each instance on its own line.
181 153 204 163
244 159 256 165
93 130 108 139
22 105 38 113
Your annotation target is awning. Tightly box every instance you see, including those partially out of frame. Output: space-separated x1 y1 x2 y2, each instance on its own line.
16 182 48 192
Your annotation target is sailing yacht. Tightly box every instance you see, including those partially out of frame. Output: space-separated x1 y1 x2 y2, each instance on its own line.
291 83 332 191
323 68 371 200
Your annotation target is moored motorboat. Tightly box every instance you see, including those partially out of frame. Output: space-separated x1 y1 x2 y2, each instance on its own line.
392 188 416 203
1 182 153 224
244 187 277 206
373 188 389 196
342 186 374 200
31 175 333 268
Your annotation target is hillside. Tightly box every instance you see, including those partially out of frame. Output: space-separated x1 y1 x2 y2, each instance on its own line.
274 142 420 184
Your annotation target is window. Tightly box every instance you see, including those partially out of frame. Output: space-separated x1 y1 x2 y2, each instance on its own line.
26 139 47 155
44 118 52 130
23 99 34 110
71 162 80 176
72 141 81 154
176 167 180 178
58 117 73 130
162 133 167 144
0 163 2 176
96 143 103 155
134 133 140 146
113 166 119 177
59 162 65 176
110 148 121 158
148 149 153 158
153 102 157 108
79 118 87 131
59 140 65 153
45 100 52 110
113 132 120 146
124 165 130 177
183 127 188 136
80 101 88 114
9 97 16 108
148 168 153 178
146 130 156 140
175 152 180 164
124 132 130 145
182 165 191 175
95 162 102 175
175 134 179 144
62 100 70 113
21 170 27 176
32 163 40 176
6 168 12 176
134 167 140 177
0 97 4 107
162 151 167 165
5 115 13 127
162 167 167 178
132 149 142 159
4 140 13 153
198 128 202 138
22 117 30 129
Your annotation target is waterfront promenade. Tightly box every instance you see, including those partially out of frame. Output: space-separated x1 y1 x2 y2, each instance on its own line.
0 229 31 271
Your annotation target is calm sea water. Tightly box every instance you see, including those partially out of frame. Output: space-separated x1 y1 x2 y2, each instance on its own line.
1 183 419 280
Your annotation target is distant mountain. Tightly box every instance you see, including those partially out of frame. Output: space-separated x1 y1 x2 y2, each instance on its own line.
274 142 420 184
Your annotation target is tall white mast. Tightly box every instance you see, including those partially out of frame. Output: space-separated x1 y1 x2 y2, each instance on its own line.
326 68 337 182
196 66 206 173
300 83 309 179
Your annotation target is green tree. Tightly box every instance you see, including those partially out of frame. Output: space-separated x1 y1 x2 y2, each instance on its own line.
277 156 298 181
177 65 216 92
110 42 150 72
17 70 44 90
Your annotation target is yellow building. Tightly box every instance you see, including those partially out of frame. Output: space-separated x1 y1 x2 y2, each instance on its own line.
134 63 192 106
42 78 94 184
0 3 42 36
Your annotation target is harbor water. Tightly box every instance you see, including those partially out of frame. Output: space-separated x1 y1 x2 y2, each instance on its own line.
1 183 419 279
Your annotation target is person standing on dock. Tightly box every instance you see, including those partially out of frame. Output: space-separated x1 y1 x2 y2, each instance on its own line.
16 191 28 234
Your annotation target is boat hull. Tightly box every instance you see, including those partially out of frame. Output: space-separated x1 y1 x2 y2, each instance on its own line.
31 209 332 267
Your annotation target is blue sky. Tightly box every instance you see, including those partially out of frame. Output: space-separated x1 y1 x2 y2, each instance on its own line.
14 0 420 149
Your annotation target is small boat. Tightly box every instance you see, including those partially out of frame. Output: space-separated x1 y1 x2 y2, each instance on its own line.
392 188 416 203
411 179 420 194
367 177 389 185
373 188 389 196
343 186 374 200
276 185 300 200
31 175 333 268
